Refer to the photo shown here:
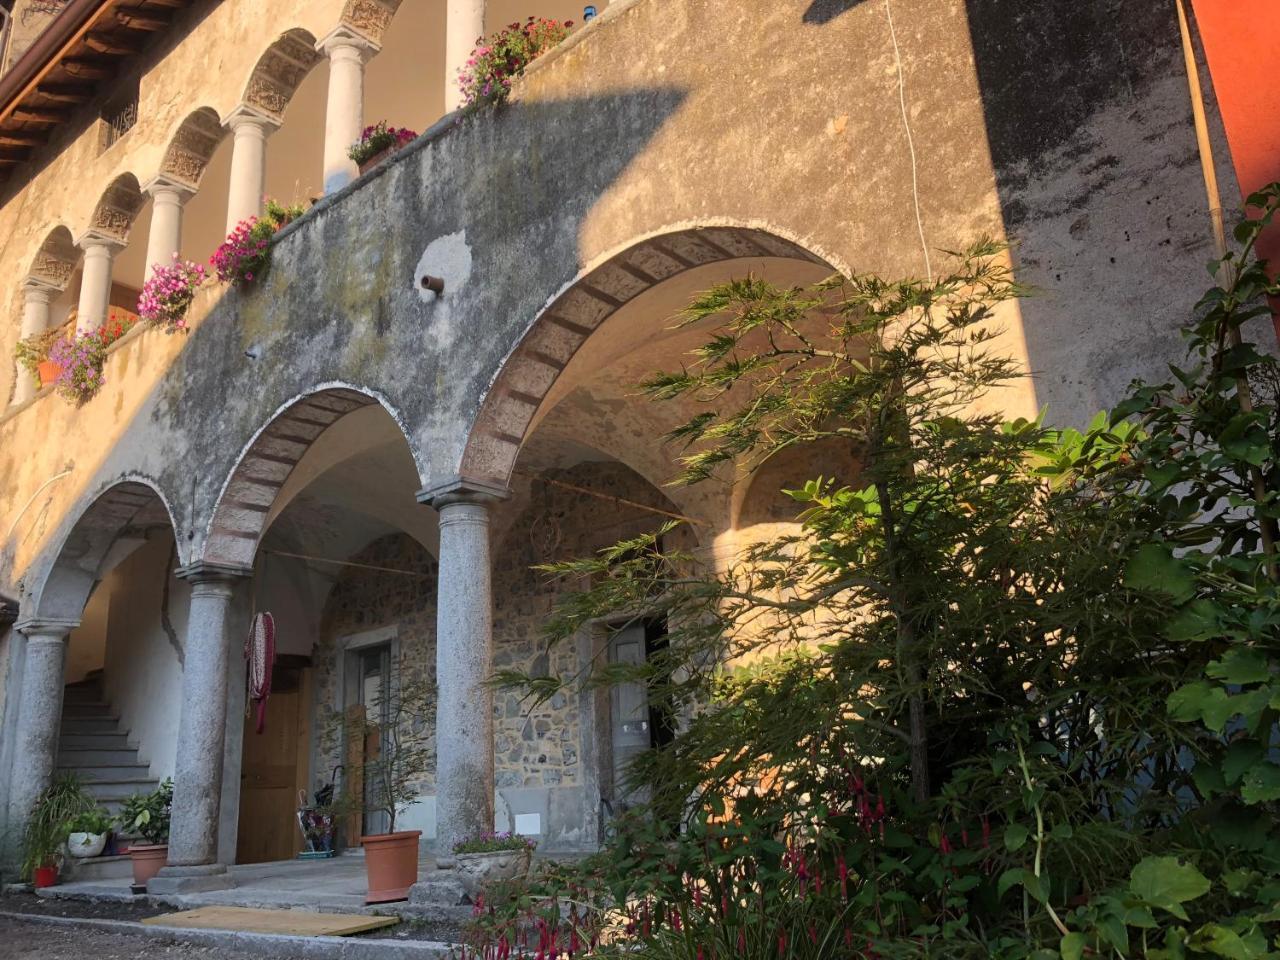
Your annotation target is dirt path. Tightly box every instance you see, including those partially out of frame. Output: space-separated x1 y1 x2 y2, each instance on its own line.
0 915 311 959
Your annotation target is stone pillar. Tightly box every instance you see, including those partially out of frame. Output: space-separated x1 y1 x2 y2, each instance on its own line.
317 27 379 194
11 280 56 405
445 0 486 112
418 477 506 868
223 105 279 234
150 562 248 895
142 176 195 279
5 620 76 849
73 232 123 335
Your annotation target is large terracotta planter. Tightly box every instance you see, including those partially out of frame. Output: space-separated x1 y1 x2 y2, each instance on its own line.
357 144 397 177
361 830 421 904
127 843 168 886
36 360 60 385
455 848 532 894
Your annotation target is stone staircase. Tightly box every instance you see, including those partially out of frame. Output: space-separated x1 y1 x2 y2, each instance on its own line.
56 671 158 881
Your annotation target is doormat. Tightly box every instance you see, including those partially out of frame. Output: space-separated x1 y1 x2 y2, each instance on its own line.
141 905 400 937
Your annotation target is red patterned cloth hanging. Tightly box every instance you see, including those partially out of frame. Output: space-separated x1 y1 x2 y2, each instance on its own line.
245 612 276 734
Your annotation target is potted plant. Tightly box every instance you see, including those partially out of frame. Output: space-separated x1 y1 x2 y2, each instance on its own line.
453 832 536 893
13 325 68 387
210 199 305 287
47 311 136 405
458 17 573 112
118 779 172 887
137 255 206 331
20 774 95 888
320 668 433 903
66 808 113 859
348 122 417 176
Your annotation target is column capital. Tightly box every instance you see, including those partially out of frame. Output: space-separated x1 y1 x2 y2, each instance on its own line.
316 24 380 60
175 560 253 584
20 277 59 301
73 229 126 254
13 616 79 638
417 475 511 509
142 174 197 202
224 103 282 137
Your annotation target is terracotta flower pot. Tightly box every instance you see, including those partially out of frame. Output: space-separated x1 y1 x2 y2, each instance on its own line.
126 843 168 887
32 864 58 888
360 830 421 904
357 144 396 177
36 360 60 385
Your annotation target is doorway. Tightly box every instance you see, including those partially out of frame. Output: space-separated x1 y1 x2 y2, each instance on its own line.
606 618 674 812
236 657 313 864
350 642 392 838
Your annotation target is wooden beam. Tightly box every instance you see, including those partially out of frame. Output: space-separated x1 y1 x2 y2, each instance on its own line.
84 33 143 56
140 0 186 6
36 84 93 104
0 133 43 147
62 59 113 79
116 8 170 31
13 107 70 124
0 157 22 166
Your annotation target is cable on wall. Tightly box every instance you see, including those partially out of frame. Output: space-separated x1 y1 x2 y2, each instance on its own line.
884 0 932 283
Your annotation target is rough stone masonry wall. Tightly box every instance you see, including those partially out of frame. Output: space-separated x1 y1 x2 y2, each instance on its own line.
310 459 695 847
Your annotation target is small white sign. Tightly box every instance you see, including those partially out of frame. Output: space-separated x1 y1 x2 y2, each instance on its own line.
514 813 541 836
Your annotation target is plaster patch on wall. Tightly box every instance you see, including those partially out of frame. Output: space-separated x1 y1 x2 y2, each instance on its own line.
415 232 473 351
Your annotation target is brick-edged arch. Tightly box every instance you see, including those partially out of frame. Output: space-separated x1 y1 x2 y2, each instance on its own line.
86 173 146 243
339 0 404 44
30 479 178 625
240 28 322 121
158 107 225 189
203 386 414 567
460 226 836 488
24 225 77 291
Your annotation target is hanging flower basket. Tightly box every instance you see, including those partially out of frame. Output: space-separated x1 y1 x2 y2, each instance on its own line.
349 122 418 176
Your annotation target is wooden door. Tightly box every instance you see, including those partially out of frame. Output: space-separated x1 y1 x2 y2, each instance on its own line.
237 666 312 864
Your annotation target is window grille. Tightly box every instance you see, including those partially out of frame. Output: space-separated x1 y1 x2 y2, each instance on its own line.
101 88 138 151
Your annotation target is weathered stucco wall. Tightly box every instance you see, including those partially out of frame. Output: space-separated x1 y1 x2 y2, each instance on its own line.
0 0 1245 617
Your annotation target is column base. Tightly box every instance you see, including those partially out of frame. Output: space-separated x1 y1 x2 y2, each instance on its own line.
148 862 235 895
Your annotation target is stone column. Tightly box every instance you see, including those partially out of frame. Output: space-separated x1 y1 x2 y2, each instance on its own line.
418 477 507 868
142 176 195 279
5 620 76 848
73 232 123 335
317 27 379 195
445 0 486 112
11 280 56 405
150 562 248 894
223 105 279 234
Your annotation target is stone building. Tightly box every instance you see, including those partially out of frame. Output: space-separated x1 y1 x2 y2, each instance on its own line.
0 0 1264 892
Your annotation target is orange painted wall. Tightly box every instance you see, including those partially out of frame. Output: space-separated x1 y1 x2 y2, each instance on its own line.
1192 0 1280 326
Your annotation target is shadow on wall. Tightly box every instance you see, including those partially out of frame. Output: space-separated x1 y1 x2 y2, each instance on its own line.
963 0 1227 428
802 0 868 25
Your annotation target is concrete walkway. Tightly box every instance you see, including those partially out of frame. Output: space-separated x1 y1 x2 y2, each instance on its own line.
48 853 466 920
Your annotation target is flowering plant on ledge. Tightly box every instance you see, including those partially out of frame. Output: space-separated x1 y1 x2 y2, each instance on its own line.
210 199 305 287
13 325 66 377
458 17 573 111
48 310 136 404
347 121 417 169
453 831 537 855
138 255 206 331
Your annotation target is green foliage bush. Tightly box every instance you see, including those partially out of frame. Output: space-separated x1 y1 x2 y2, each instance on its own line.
468 187 1280 959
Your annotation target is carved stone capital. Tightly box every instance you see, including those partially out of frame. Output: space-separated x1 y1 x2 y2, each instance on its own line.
316 24 380 60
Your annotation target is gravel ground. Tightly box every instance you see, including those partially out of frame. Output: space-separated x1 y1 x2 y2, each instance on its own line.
0 915 313 959
0 891 163 922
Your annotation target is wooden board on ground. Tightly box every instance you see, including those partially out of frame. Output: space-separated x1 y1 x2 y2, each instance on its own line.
141 905 399 937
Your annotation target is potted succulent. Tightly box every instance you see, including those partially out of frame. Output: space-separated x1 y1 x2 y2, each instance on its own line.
20 774 95 888
453 832 536 893
118 779 172 886
66 808 114 859
320 668 433 903
348 121 417 176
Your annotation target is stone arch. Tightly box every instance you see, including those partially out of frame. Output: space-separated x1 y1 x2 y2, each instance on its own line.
157 107 225 189
240 28 322 121
86 173 146 243
339 0 404 44
460 225 839 489
27 478 179 626
204 384 421 568
24 225 77 291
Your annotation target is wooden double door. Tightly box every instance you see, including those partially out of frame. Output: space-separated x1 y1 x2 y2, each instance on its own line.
236 661 313 865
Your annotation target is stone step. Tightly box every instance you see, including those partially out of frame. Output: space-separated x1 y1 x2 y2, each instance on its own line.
84 778 158 801
57 746 141 766
60 716 123 734
59 732 134 750
60 701 115 717
57 761 152 781
62 685 105 703
64 853 134 883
